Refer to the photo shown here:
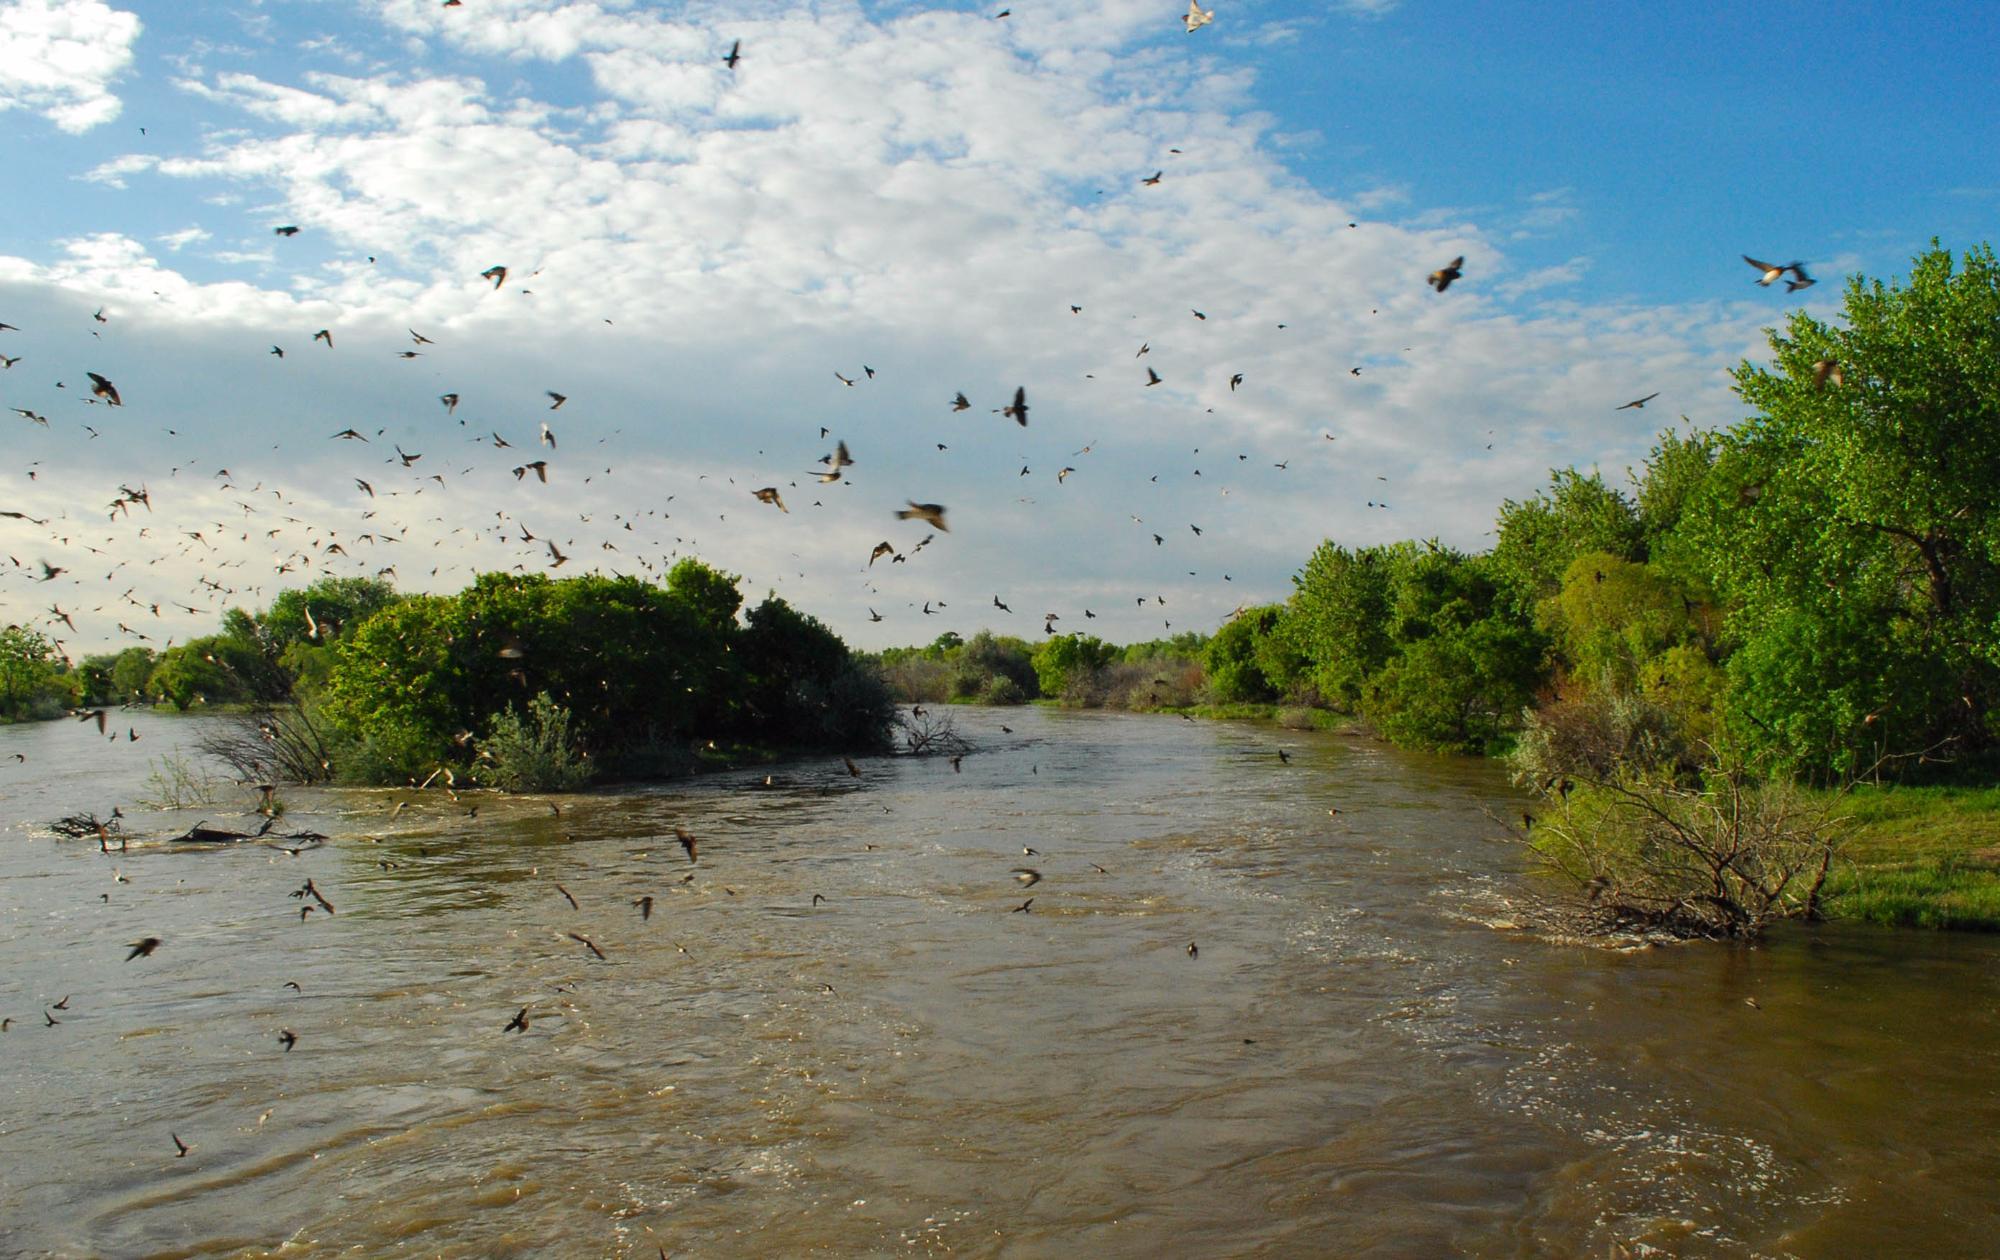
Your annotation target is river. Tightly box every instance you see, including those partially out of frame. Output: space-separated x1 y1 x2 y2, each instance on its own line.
1 706 1996 1258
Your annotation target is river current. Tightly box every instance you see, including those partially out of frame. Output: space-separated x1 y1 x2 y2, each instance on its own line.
1 706 1995 1258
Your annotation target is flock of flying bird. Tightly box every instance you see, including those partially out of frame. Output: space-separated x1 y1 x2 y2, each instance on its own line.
0 1 1842 1174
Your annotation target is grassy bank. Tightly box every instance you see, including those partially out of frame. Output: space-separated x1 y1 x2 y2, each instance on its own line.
1824 786 2000 930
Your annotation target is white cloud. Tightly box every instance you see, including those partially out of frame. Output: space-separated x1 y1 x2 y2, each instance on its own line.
155 226 211 251
0 0 141 133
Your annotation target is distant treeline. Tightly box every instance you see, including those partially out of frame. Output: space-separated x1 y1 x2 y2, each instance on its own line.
13 561 892 788
874 243 2000 787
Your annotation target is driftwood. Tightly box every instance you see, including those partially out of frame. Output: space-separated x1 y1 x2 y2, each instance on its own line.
50 811 123 839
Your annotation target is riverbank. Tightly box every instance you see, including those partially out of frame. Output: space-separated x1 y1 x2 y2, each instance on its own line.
1824 785 2000 930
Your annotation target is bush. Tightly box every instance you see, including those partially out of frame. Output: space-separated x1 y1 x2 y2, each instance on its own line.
480 693 592 792
1511 684 1694 787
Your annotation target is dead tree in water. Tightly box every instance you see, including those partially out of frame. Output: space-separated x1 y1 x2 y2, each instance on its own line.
899 707 972 757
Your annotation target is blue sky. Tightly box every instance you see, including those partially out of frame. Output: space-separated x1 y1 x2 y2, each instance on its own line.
2 0 1996 657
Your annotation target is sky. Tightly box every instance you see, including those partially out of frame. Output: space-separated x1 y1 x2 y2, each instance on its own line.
2 0 1997 661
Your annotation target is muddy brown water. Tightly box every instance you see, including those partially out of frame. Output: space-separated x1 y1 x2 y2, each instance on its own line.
1 706 1996 1258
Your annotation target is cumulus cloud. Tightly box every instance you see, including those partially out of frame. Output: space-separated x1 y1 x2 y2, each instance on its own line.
0 0 141 132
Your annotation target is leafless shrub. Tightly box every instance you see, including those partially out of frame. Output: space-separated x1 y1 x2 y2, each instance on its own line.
1524 751 1849 940
198 704 337 785
141 755 224 809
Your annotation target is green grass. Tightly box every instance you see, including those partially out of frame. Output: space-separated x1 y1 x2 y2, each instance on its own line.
1823 785 2000 930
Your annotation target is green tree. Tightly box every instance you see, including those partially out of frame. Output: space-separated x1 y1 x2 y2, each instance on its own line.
0 627 78 719
952 631 1038 703
110 646 156 701
146 640 239 710
1553 553 1697 691
1033 633 1115 700
1682 242 2000 779
1489 470 1644 618
1203 608 1284 703
1288 542 1398 708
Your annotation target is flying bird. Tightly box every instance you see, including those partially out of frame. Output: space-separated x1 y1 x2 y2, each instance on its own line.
126 937 161 960
1813 358 1845 388
481 265 507 289
1616 392 1661 410
274 225 299 236
868 541 896 566
440 393 459 414
1141 171 1163 186
951 392 971 412
723 39 742 69
1184 0 1214 32
86 372 121 405
1743 255 1809 288
1428 256 1465 292
753 487 788 512
1145 366 1162 386
546 391 567 410
1000 386 1028 426
896 501 948 531
313 329 332 347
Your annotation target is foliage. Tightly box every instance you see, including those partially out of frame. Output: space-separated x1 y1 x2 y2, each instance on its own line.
480 692 592 792
1288 542 1397 708
311 565 886 784
1202 607 1285 703
1552 553 1699 692
1032 633 1116 701
1489 469 1645 619
950 632 1040 703
0 626 79 720
1676 243 2000 781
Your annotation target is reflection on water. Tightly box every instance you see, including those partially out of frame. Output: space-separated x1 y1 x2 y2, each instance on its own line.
2 706 1997 1257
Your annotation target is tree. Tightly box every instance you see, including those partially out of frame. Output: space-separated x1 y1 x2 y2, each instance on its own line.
1288 542 1397 708
1489 469 1644 619
1553 553 1698 692
1679 242 2000 780
1202 608 1283 703
1033 633 1115 700
0 627 78 719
